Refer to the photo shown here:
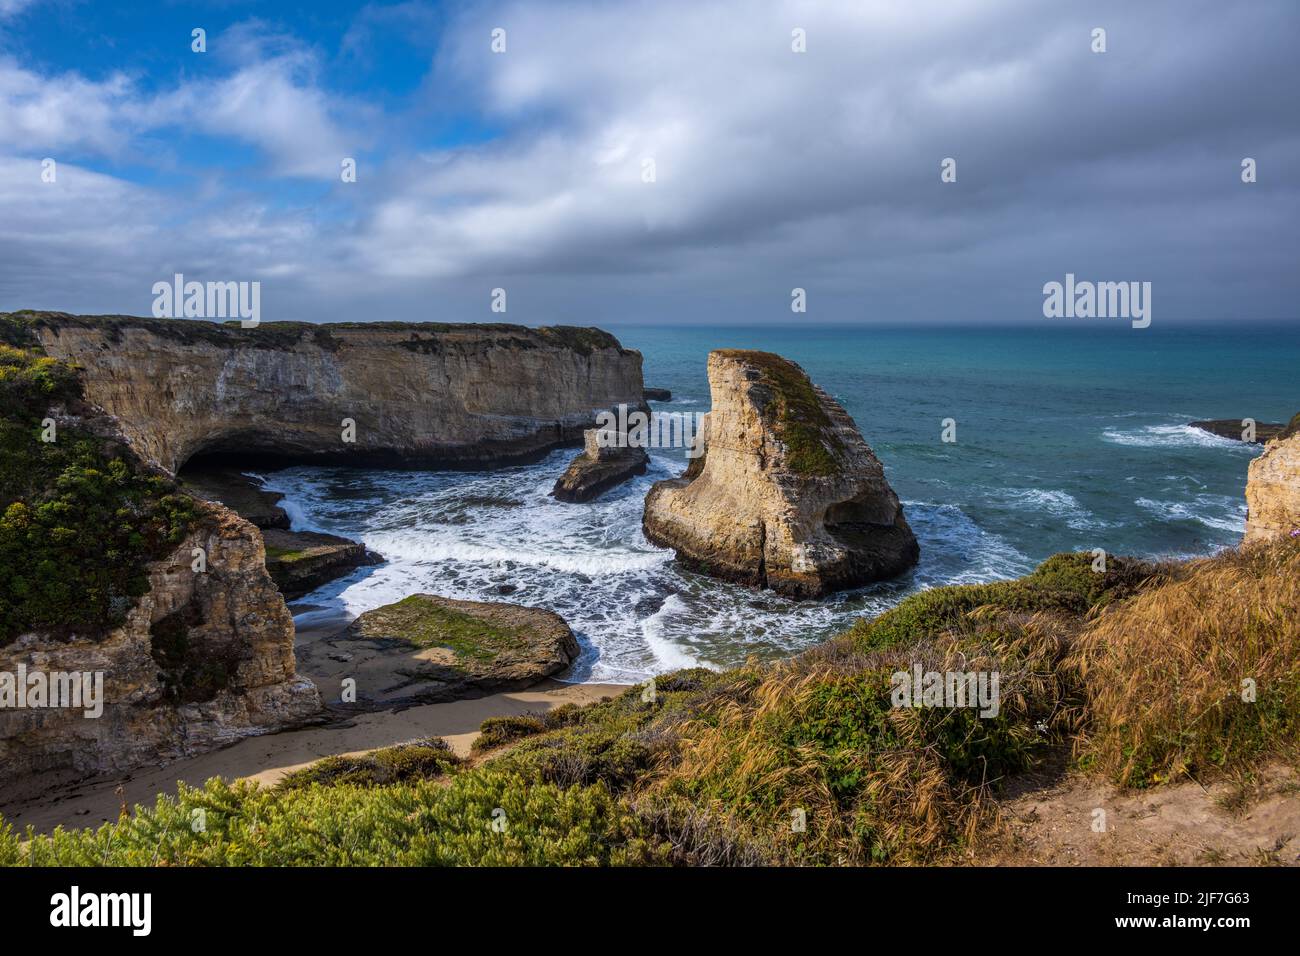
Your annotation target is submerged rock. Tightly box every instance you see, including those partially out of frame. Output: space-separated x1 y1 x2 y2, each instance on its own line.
642 349 918 598
552 427 649 502
299 595 580 708
262 528 383 600
1190 419 1285 444
1244 422 1300 546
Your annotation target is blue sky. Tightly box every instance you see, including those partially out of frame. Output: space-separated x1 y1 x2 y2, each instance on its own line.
0 0 1297 325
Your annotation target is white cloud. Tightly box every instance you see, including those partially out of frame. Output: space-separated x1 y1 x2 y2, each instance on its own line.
0 0 1296 323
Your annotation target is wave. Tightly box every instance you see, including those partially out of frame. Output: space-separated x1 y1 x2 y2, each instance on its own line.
362 533 672 575
1101 424 1255 451
996 488 1113 532
1135 495 1246 534
265 435 1239 683
904 502 1035 583
639 595 704 671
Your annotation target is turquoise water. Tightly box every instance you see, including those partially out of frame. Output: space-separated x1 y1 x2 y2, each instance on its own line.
622 323 1300 563
272 322 1298 683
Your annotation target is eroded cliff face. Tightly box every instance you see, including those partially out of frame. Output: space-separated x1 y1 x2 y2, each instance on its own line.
1244 431 1300 547
643 350 918 598
30 314 646 472
0 502 320 800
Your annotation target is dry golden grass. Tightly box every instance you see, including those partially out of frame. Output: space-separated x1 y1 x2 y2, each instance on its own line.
1068 539 1300 787
643 615 1072 864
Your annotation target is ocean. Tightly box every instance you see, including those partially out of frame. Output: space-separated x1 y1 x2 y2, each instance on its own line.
266 322 1299 683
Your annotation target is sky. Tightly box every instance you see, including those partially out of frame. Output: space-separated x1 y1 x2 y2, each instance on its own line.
0 0 1296 326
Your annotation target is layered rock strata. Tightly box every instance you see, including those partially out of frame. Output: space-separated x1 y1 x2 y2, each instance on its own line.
1244 428 1300 546
0 503 321 799
27 312 646 472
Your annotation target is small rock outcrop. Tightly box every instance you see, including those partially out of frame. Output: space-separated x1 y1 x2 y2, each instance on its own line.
1191 419 1285 444
1244 426 1300 546
552 428 649 502
299 595 580 707
262 528 383 600
643 350 918 597
180 468 291 529
644 388 672 402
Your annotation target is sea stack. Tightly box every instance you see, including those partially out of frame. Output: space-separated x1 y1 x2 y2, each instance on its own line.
642 349 918 597
552 428 649 502
1244 416 1300 546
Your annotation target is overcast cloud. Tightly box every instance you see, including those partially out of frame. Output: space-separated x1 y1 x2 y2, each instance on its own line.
0 0 1296 325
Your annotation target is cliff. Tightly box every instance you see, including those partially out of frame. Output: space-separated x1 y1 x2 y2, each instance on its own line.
0 504 321 799
643 350 918 597
19 312 646 472
1244 428 1300 546
0 335 320 798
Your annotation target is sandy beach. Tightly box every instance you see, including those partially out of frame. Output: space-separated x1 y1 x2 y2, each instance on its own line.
0 678 625 835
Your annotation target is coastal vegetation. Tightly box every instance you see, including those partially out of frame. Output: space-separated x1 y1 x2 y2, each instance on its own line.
0 339 196 644
4 538 1295 865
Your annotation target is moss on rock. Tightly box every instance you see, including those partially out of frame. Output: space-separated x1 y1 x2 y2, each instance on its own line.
713 349 844 476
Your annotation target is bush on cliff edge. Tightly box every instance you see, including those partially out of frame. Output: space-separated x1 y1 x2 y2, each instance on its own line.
0 341 196 644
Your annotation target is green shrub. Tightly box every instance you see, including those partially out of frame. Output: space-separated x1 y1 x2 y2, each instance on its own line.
278 738 462 791
0 345 197 643
850 551 1160 650
2 769 669 866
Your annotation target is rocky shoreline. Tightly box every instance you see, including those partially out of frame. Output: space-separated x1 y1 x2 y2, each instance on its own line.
6 307 1299 816
1190 418 1285 443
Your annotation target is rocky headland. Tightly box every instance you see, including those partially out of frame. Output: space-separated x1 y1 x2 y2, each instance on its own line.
643 349 919 597
24 312 646 472
0 362 321 798
1244 424 1300 546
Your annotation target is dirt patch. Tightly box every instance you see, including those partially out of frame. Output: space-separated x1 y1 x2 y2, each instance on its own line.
978 761 1300 866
